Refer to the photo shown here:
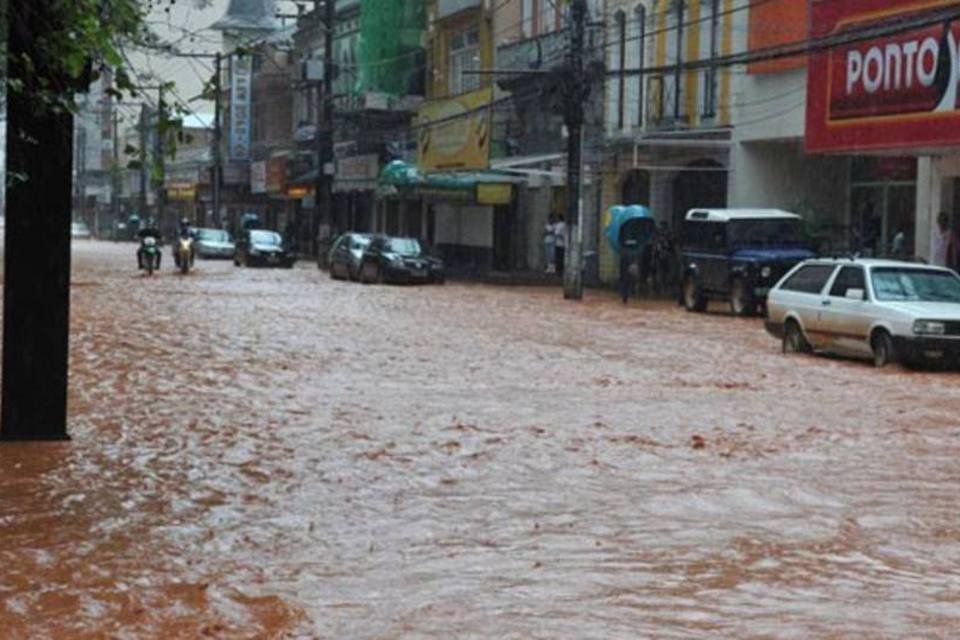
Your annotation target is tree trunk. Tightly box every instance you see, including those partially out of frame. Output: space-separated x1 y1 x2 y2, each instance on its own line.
1 0 74 440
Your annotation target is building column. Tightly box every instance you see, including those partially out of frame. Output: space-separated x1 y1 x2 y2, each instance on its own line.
916 156 942 262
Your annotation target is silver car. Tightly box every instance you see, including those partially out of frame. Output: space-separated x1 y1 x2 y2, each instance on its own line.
766 258 960 367
194 228 235 259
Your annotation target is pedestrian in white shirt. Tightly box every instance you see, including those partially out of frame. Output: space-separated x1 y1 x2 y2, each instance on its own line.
543 214 557 273
554 215 567 275
932 211 950 267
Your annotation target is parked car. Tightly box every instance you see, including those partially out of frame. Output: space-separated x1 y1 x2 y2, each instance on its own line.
327 232 374 281
680 209 816 316
358 236 445 284
194 228 235 259
234 229 294 268
71 221 92 239
766 257 960 367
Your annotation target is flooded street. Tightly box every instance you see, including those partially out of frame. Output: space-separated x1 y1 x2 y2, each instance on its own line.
3 239 960 638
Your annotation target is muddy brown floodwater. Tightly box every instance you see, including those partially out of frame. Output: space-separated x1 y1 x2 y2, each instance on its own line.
2 240 960 638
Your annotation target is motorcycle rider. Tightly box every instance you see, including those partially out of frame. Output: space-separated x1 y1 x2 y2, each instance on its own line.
136 226 162 269
173 217 196 268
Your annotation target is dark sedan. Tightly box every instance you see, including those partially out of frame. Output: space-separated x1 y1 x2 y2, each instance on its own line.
234 229 294 268
327 232 373 281
358 236 445 284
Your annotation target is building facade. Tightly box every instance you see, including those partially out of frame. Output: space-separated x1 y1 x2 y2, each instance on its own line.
598 0 737 283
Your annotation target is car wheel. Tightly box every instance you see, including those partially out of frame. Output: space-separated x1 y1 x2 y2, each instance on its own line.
730 278 754 317
782 319 812 354
682 275 707 312
871 330 897 368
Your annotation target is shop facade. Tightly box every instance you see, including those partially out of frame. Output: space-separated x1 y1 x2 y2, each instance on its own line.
805 0 960 262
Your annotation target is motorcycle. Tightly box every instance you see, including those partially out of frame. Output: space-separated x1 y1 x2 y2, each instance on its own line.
138 236 161 276
174 236 195 275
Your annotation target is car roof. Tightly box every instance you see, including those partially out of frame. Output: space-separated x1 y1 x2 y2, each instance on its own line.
685 208 801 222
802 257 950 270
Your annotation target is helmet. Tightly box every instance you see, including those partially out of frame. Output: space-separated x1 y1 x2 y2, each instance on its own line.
180 217 190 227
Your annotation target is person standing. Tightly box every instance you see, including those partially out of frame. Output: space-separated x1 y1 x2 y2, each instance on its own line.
619 238 639 304
932 211 950 267
543 214 557 273
948 217 960 273
554 214 567 276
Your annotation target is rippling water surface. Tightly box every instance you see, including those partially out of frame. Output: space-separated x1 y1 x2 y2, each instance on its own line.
2 240 960 638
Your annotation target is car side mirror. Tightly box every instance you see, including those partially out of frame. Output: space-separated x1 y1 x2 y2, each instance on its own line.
845 288 866 301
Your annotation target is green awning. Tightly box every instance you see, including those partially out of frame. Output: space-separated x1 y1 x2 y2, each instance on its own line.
379 160 516 192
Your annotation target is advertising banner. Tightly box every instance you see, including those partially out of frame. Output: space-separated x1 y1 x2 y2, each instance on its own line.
417 87 492 172
229 54 253 161
807 0 960 153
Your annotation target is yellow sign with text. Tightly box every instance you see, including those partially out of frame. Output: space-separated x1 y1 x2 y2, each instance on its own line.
477 183 513 205
417 87 492 172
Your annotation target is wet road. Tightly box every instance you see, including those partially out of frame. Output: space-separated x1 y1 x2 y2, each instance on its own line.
3 239 960 638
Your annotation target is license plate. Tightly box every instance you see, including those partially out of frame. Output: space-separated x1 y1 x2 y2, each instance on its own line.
268 255 279 263
411 269 426 277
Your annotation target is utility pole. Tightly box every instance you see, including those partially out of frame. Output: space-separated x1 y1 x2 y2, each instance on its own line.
76 123 87 229
154 84 166 236
139 102 149 220
563 0 587 300
314 0 335 261
212 52 223 228
112 107 120 236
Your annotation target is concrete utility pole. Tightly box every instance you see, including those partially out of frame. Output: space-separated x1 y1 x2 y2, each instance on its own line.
314 0 335 261
563 0 587 301
112 107 120 235
139 102 149 219
155 85 166 234
213 52 223 228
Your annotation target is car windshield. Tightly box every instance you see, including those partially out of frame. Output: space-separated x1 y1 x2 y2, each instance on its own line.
728 219 806 247
198 229 230 242
251 231 281 246
871 268 960 302
386 238 422 256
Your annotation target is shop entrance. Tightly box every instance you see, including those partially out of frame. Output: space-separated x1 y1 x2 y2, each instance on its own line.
849 158 917 257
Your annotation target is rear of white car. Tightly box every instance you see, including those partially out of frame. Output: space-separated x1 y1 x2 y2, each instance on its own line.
766 259 960 367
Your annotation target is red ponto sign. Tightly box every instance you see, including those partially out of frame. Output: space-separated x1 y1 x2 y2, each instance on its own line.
807 0 960 153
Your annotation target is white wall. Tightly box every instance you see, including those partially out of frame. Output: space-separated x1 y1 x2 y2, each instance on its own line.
434 203 493 247
732 68 807 144
729 140 850 228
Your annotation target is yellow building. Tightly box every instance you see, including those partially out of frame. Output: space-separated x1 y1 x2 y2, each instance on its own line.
408 1 517 273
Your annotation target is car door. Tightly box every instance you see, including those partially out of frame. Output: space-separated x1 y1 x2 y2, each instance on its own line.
701 222 730 294
820 265 873 356
777 263 839 349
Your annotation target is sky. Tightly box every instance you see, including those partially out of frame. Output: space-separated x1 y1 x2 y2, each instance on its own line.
124 0 229 122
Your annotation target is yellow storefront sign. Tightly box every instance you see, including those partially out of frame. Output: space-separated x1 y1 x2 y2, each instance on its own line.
416 87 492 172
166 184 197 201
476 183 513 206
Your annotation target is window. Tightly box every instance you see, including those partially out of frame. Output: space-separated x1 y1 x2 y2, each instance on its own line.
635 5 646 127
449 26 480 95
703 0 720 117
542 0 559 33
616 11 626 129
871 268 960 302
522 0 533 37
781 265 837 295
829 266 866 298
